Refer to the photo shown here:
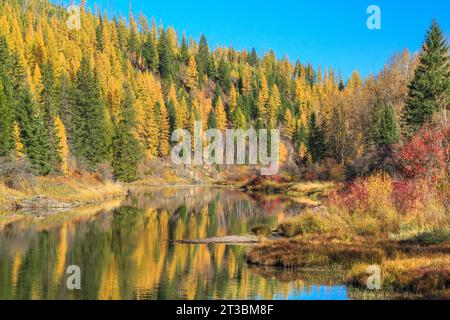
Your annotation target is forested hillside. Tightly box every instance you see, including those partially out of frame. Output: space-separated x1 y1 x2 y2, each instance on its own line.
0 0 448 182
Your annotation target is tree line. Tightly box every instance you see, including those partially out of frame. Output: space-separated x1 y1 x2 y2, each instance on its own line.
0 0 448 182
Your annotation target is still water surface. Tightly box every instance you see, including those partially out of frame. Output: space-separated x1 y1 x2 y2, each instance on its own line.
0 187 350 300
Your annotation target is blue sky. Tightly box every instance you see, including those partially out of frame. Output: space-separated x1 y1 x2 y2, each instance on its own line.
56 0 449 79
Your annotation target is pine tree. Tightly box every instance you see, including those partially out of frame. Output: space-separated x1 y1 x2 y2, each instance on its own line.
371 102 400 146
0 79 13 156
307 113 326 162
217 58 232 92
41 63 62 171
197 35 211 82
143 31 159 72
158 29 174 80
207 109 218 129
15 85 53 175
112 85 142 182
180 33 189 64
403 20 449 135
0 37 14 157
70 57 107 170
232 107 247 129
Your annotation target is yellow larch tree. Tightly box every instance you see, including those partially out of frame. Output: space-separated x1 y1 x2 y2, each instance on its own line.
54 116 69 175
13 122 24 158
158 103 170 156
268 84 281 128
283 109 295 139
32 64 43 104
176 96 189 129
135 73 160 158
241 64 253 95
257 74 269 122
229 86 238 114
185 55 199 90
215 97 227 131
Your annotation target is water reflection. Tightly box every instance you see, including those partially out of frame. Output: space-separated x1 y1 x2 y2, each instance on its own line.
0 187 349 300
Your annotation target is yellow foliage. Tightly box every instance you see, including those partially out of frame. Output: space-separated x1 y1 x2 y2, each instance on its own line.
13 122 24 158
54 116 69 175
215 97 227 131
185 56 198 90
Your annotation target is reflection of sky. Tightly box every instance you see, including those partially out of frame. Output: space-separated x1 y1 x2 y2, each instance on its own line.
274 285 350 300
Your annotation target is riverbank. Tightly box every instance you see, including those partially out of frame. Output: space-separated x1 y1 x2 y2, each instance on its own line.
245 173 450 297
247 239 450 297
0 175 126 213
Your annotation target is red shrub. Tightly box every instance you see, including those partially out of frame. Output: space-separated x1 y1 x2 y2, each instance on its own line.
398 125 448 182
392 180 420 213
330 178 369 213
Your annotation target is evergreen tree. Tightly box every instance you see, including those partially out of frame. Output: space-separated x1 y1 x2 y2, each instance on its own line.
112 85 143 182
158 29 174 80
143 32 159 72
217 58 232 92
403 20 449 135
70 57 107 170
0 80 13 156
196 35 215 82
232 107 247 129
41 63 62 170
15 85 53 175
207 109 218 129
0 37 13 157
248 48 259 67
307 113 326 162
180 33 190 64
371 102 400 146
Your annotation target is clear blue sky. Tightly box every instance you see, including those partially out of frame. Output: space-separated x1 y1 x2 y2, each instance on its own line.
56 0 449 79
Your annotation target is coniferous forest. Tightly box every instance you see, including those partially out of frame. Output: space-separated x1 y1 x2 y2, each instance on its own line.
0 0 449 301
0 0 447 183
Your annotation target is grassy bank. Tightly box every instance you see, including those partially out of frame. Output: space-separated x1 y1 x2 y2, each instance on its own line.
0 175 126 210
247 173 450 296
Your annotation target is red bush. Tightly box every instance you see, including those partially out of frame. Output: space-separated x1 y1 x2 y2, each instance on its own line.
398 125 448 182
392 180 420 213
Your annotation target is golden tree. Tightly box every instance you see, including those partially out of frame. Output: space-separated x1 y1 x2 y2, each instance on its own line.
215 97 227 131
13 122 24 158
158 103 170 156
54 116 69 174
185 56 198 90
283 109 295 139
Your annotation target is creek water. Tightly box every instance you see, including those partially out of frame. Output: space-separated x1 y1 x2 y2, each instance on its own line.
0 187 350 300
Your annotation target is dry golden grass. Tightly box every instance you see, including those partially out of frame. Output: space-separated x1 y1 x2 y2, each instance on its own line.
348 254 450 294
0 175 125 207
248 238 450 294
247 240 385 268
